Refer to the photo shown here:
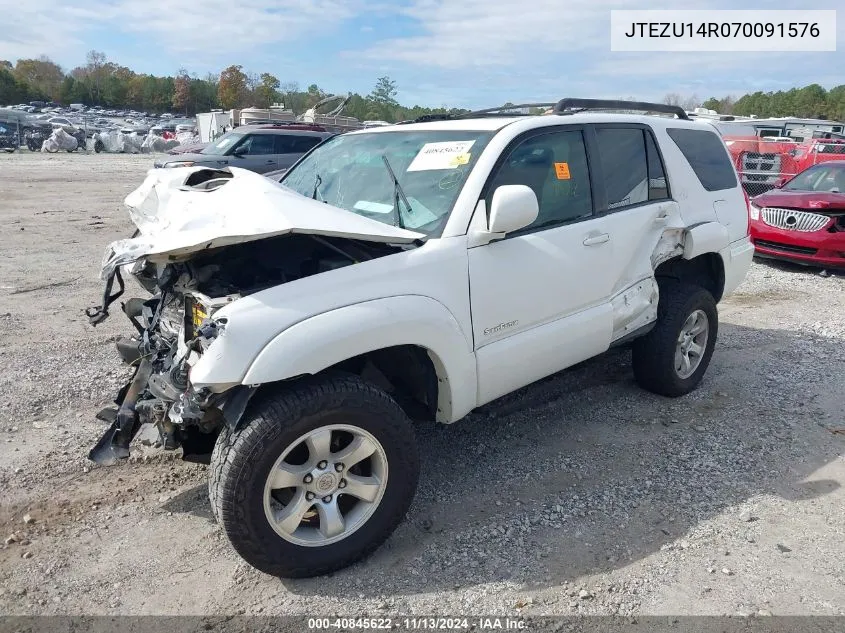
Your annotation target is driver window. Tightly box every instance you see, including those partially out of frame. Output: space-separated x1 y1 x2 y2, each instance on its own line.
239 134 275 155
487 130 593 233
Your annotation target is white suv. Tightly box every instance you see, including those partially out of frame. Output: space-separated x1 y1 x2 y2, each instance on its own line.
87 99 754 578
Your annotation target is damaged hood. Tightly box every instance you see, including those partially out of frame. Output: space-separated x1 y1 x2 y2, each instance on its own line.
100 166 425 279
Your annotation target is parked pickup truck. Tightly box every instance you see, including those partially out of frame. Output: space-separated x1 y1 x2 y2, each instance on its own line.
87 98 754 578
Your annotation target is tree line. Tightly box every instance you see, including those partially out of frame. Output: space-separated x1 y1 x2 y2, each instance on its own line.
0 51 467 123
3 51 845 123
664 84 845 121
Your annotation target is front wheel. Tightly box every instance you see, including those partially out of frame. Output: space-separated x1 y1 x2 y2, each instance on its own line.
632 282 718 397
209 374 420 578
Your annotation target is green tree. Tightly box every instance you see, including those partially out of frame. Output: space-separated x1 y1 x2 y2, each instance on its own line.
189 74 219 113
218 65 248 109
13 57 63 101
172 68 191 114
368 76 398 119
305 83 327 108
794 84 827 118
85 50 107 104
369 76 398 106
255 73 280 108
0 67 29 104
827 85 845 121
279 81 306 114
701 97 721 111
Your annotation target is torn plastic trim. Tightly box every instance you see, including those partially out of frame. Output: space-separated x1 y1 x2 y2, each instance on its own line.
88 357 153 465
218 385 259 431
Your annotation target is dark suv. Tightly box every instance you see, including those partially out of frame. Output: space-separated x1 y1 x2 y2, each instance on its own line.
153 125 333 173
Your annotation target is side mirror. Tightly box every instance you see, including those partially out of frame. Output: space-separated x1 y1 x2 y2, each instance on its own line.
774 175 789 188
488 184 539 234
231 146 247 157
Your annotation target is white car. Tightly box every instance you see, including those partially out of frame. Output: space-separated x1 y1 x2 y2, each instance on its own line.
87 98 754 578
47 116 78 131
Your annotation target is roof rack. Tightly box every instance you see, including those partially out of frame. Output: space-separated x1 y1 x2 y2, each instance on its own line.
399 103 555 125
398 99 690 125
552 98 690 120
465 103 556 116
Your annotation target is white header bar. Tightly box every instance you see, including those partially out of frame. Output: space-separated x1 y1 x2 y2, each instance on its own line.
610 10 837 52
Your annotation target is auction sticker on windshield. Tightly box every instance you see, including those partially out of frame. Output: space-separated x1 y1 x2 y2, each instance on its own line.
407 141 475 171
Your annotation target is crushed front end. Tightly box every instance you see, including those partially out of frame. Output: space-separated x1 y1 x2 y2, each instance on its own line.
84 165 423 465
86 260 254 466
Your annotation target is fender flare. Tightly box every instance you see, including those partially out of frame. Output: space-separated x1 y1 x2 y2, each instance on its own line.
241 295 478 423
683 222 730 261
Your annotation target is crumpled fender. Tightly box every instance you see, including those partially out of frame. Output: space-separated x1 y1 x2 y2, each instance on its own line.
192 295 478 423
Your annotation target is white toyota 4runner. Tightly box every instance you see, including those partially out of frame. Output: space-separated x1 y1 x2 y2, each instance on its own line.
87 99 754 578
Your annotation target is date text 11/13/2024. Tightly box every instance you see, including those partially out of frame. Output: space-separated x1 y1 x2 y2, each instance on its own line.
307 617 527 630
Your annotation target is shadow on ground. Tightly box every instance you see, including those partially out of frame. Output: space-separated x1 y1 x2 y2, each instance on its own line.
156 322 844 597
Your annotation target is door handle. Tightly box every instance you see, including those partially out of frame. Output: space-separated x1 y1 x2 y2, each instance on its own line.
654 212 670 224
583 233 610 246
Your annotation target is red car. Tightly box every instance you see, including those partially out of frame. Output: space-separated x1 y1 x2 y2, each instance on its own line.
749 161 845 269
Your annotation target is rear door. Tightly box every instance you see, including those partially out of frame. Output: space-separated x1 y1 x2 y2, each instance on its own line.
587 124 680 307
275 134 324 171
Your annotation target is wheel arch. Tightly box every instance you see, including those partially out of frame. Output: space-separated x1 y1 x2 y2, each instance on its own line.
655 252 726 302
240 296 478 423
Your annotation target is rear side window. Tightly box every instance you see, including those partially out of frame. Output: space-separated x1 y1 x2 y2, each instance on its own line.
594 127 669 210
667 128 737 192
291 136 322 153
275 135 322 154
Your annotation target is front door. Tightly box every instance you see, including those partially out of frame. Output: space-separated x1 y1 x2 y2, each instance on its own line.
467 127 616 405
233 133 278 173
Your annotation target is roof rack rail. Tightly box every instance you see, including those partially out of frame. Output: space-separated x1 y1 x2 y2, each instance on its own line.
552 98 690 120
464 103 556 116
400 103 557 124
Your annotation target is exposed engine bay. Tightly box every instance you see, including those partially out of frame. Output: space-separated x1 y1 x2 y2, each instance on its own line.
85 165 424 466
88 232 402 466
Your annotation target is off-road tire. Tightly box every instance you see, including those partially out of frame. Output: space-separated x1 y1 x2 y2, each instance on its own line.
632 282 718 397
208 374 420 578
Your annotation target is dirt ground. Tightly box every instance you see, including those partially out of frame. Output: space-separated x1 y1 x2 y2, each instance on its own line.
0 152 843 617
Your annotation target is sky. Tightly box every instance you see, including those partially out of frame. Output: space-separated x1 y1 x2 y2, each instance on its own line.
0 0 842 109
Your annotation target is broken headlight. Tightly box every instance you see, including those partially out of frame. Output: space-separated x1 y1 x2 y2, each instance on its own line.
183 293 235 341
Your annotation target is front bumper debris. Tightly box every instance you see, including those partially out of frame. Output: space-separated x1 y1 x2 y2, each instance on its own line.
89 357 153 465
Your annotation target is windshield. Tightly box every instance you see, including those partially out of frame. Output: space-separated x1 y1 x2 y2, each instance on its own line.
784 164 845 193
201 132 244 155
280 129 495 236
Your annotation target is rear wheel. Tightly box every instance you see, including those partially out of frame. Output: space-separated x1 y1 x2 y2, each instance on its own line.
208 374 420 578
632 282 718 397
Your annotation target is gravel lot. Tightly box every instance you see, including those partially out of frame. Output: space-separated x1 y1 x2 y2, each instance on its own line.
0 152 843 618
